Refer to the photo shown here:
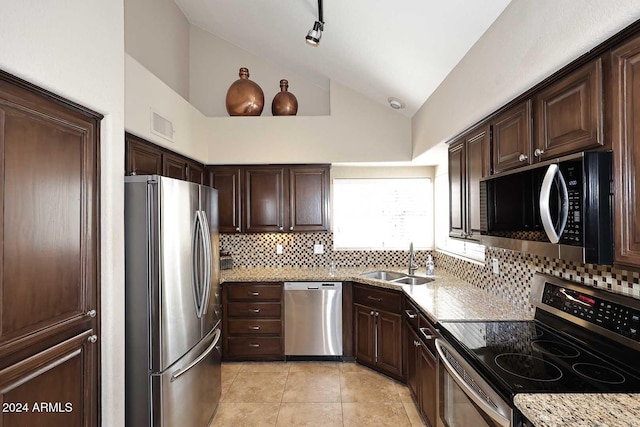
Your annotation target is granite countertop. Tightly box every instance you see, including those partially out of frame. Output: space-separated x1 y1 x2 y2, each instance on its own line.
514 393 640 427
220 266 532 323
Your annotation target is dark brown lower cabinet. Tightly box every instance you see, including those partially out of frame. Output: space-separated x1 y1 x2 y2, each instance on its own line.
405 301 438 427
354 303 403 380
0 330 96 427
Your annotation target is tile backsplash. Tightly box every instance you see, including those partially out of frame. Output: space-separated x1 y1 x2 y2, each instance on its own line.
221 232 640 315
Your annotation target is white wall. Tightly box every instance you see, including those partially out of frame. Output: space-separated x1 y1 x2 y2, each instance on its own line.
189 26 330 117
412 0 640 161
0 1 125 425
125 0 190 99
126 54 209 162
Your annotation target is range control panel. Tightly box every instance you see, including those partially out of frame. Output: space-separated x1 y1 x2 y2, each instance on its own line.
542 283 640 342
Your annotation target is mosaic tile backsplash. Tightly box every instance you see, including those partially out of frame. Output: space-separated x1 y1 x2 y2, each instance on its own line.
220 232 640 315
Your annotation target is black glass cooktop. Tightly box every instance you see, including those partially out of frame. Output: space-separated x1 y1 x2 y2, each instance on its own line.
439 320 640 396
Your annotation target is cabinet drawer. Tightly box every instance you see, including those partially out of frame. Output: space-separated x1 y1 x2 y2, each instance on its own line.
354 285 402 313
226 302 281 318
227 337 282 356
419 315 438 355
226 283 282 301
404 299 420 331
227 319 282 335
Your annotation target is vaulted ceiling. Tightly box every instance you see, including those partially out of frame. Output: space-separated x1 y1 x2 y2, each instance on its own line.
174 0 512 117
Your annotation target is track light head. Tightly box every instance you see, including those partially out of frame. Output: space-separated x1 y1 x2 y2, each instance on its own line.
305 21 323 46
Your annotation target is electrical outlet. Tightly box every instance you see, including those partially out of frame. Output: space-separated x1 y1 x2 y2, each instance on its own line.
492 258 500 275
313 244 324 254
276 244 283 255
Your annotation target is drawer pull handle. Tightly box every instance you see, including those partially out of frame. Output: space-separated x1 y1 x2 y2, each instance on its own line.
367 296 383 302
249 292 260 296
248 343 260 348
249 326 260 330
419 327 435 340
405 310 417 319
249 309 261 313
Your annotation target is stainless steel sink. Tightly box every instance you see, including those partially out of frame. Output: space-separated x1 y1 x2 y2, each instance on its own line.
392 276 434 286
360 270 433 286
360 270 406 281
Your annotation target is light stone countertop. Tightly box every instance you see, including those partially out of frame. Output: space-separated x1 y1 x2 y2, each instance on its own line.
514 393 640 427
220 266 533 323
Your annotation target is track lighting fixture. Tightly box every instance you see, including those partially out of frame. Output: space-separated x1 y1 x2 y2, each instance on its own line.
305 0 324 46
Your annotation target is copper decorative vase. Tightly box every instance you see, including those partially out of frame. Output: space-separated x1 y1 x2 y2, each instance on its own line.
225 67 264 116
271 79 298 116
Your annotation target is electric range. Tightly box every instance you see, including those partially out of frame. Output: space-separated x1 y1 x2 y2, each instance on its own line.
436 273 640 426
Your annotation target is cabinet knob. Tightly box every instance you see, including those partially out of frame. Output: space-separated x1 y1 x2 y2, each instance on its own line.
88 335 98 344
235 227 241 232
370 311 375 316
289 226 294 231
414 340 422 347
534 148 545 157
518 153 528 162
279 226 284 231
130 171 137 176
87 309 97 318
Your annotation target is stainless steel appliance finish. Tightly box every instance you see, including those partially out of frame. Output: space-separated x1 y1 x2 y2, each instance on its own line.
479 151 613 264
125 175 221 427
284 282 343 356
435 339 512 427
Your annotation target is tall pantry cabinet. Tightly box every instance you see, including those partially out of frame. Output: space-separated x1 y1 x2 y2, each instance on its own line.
0 71 100 426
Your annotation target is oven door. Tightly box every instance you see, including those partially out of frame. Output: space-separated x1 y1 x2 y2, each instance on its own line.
435 339 512 427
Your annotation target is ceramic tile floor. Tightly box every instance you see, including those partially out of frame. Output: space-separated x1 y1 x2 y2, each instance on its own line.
211 361 426 427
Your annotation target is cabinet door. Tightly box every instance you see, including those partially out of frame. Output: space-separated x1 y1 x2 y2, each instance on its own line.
492 100 532 173
0 330 96 427
405 327 420 401
288 166 330 232
465 124 491 241
353 304 375 367
244 167 285 233
125 134 162 176
163 152 187 180
419 344 437 427
376 310 403 378
187 161 206 185
612 35 640 268
448 139 466 239
535 58 604 161
210 167 242 233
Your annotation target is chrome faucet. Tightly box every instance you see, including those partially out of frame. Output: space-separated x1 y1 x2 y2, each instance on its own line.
408 242 418 275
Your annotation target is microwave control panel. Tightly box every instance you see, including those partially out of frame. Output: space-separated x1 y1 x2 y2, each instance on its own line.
559 162 582 246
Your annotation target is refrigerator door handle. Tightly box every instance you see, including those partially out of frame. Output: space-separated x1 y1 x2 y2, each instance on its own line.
199 210 213 315
192 211 204 317
170 328 221 382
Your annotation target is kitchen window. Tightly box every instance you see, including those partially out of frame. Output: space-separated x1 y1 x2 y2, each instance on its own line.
333 178 433 250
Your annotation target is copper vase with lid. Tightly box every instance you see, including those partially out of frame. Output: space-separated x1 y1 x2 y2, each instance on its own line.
271 79 298 116
225 67 264 116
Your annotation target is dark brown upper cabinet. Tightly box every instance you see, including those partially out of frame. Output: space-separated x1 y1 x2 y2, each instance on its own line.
492 100 532 173
288 166 330 232
244 167 287 233
0 70 100 425
209 166 243 233
449 123 490 240
163 152 188 180
534 57 605 161
211 164 331 234
126 133 162 176
612 34 640 269
187 161 206 185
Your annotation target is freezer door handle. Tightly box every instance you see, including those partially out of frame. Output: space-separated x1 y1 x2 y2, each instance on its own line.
191 210 204 317
170 328 221 383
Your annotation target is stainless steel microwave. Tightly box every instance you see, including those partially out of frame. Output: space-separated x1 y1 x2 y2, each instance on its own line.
479 151 613 264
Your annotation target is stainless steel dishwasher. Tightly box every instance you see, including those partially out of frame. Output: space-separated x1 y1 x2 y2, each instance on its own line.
284 282 343 356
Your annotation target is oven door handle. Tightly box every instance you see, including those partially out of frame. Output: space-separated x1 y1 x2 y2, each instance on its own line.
435 339 511 427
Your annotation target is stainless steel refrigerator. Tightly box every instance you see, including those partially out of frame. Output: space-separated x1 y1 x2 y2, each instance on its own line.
125 175 221 427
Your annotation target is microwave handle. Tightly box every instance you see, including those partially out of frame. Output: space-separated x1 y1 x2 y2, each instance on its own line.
540 164 569 244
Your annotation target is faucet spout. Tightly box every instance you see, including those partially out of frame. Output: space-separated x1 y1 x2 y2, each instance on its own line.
408 242 418 275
